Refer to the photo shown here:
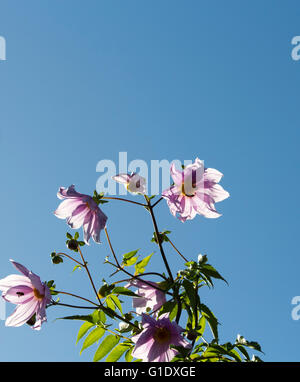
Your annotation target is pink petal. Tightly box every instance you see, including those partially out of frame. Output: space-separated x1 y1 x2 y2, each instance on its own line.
170 163 183 185
0 275 32 292
112 174 131 184
3 285 34 304
54 199 82 219
67 204 89 229
205 168 224 183
82 211 94 245
205 183 230 202
192 195 221 218
5 300 39 327
10 260 30 277
57 185 84 200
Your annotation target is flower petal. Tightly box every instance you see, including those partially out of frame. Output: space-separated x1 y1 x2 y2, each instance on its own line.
3 285 34 304
57 185 84 200
5 300 39 327
54 199 82 219
0 275 32 292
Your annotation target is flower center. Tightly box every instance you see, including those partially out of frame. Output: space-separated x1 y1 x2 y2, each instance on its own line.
33 288 44 300
154 327 171 344
181 183 196 197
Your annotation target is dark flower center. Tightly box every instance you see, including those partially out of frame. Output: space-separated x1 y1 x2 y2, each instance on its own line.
33 288 45 300
154 327 171 344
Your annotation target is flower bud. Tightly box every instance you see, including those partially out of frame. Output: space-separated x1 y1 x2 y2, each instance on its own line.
186 331 198 341
119 322 130 332
67 239 78 251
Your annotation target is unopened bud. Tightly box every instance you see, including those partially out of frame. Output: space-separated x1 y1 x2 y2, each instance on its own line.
119 322 130 331
67 239 78 251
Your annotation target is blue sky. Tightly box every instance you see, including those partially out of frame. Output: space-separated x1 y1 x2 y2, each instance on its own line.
0 0 299 361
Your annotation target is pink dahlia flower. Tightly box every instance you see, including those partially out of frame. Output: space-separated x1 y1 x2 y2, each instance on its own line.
132 313 190 362
112 173 146 194
162 158 229 222
126 279 166 315
0 260 51 330
54 185 107 245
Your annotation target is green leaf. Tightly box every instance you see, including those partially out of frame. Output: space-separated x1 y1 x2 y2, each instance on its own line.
76 322 95 344
245 341 263 353
158 300 176 318
111 287 140 297
182 279 197 318
109 295 123 314
124 257 138 266
57 314 94 324
106 296 116 311
125 347 133 362
197 315 206 337
66 232 73 239
123 250 139 261
80 327 106 353
91 309 106 325
200 264 228 284
122 250 139 266
135 253 153 275
74 232 79 240
106 343 131 362
72 264 82 272
200 303 219 341
93 335 120 362
236 344 250 360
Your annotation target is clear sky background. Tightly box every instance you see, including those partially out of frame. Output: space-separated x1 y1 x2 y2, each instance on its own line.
0 0 299 362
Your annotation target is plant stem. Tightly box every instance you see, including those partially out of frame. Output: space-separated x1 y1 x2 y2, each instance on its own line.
53 290 99 307
77 246 102 305
50 301 96 310
104 227 171 295
152 197 163 208
167 238 189 263
56 252 84 266
144 196 174 283
144 195 183 323
102 196 146 207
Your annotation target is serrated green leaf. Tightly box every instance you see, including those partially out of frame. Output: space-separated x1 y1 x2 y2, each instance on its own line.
93 335 120 362
80 327 106 354
182 279 197 319
200 264 228 284
109 295 123 314
106 296 116 311
76 322 95 344
197 315 206 337
125 347 133 362
235 344 250 360
106 343 131 362
200 303 219 341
